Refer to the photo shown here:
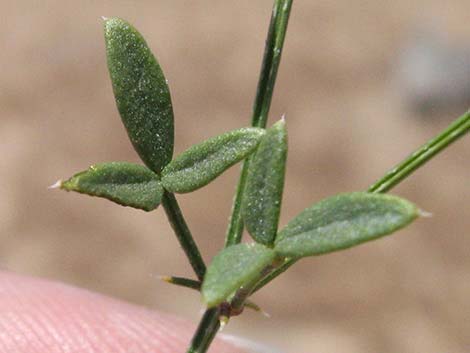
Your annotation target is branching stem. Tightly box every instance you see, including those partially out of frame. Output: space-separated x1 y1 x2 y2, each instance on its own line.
187 1 294 352
253 111 470 293
184 1 470 351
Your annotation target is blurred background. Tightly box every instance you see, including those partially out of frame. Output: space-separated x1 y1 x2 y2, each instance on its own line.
1 1 469 352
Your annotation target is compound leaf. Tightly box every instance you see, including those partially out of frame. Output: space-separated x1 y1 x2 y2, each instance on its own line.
243 119 287 245
161 127 265 193
61 162 163 212
275 192 419 258
104 18 174 173
202 243 276 307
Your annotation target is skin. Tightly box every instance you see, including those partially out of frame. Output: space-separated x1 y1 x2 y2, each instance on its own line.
0 271 245 353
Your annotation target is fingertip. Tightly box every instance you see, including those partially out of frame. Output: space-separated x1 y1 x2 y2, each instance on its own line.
0 271 245 353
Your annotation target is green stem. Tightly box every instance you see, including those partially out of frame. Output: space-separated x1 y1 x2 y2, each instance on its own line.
187 2 294 352
251 0 293 128
368 111 470 193
161 276 201 291
253 110 470 293
162 191 206 281
230 260 280 314
252 257 295 293
225 0 293 247
186 308 220 353
224 160 249 247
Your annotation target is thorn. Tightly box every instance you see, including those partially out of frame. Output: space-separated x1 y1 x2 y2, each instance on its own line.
101 16 109 21
245 300 271 318
48 180 62 190
158 275 173 283
280 113 286 122
260 309 271 318
418 209 433 218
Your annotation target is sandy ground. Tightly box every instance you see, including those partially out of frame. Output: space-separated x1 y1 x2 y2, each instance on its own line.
1 1 469 352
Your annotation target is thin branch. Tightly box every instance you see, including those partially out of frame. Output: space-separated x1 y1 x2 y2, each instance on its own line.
160 276 201 291
368 111 470 193
225 0 294 247
253 111 470 293
186 308 220 353
162 191 206 281
186 1 294 352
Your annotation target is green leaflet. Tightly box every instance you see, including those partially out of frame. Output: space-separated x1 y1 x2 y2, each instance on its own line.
274 192 418 258
242 119 287 245
161 127 266 193
202 243 277 307
104 18 174 174
61 162 163 212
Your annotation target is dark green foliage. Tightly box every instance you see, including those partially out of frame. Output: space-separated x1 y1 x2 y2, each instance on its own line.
104 18 174 173
161 128 266 193
61 162 163 211
202 243 276 307
274 192 419 258
58 7 468 352
242 119 287 245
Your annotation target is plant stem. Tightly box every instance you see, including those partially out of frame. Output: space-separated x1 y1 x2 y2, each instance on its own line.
162 191 206 281
186 2 294 352
253 110 470 293
251 0 293 129
225 0 293 247
368 111 470 193
252 257 295 293
186 308 220 353
161 276 201 291
229 260 281 314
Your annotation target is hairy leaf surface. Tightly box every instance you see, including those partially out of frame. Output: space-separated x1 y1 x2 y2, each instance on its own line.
243 119 287 245
104 18 174 173
275 192 418 258
202 243 276 307
161 128 265 193
61 162 163 211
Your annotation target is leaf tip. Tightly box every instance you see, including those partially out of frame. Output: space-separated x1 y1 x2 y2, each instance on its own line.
275 116 287 130
48 179 62 190
418 209 433 218
261 310 271 318
103 17 127 35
